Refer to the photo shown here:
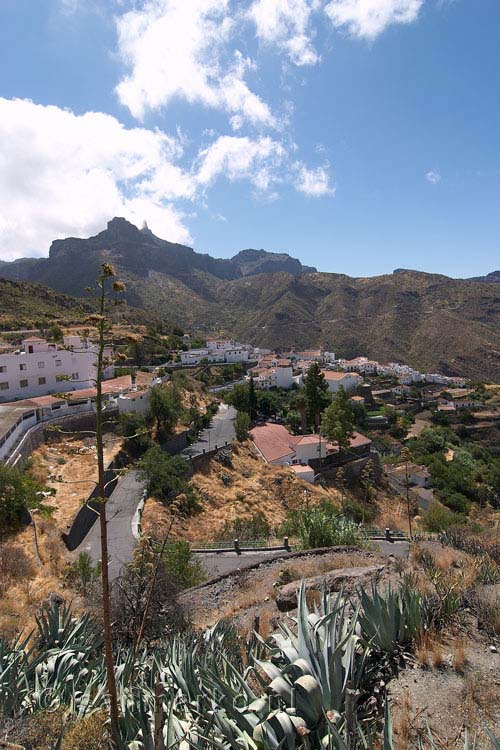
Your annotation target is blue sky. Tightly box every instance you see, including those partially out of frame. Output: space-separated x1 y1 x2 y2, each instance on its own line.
0 0 498 277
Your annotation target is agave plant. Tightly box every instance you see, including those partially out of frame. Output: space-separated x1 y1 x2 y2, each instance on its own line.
358 579 422 654
3 585 498 750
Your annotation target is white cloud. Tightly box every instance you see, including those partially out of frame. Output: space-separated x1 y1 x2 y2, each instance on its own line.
324 0 424 39
248 0 321 66
115 0 276 127
0 98 333 260
0 97 193 259
425 169 441 184
293 162 335 195
196 135 287 191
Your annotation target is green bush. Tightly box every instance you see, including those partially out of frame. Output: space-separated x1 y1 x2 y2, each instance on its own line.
422 503 464 533
0 463 49 531
220 512 271 541
281 501 360 549
137 445 199 514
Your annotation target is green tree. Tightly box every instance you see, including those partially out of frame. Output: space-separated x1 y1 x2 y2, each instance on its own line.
304 362 329 430
117 412 152 457
226 383 250 413
285 410 301 432
46 324 63 342
235 410 251 441
127 339 146 366
291 391 308 432
148 384 183 441
248 374 258 421
138 445 198 513
320 386 355 453
0 463 47 531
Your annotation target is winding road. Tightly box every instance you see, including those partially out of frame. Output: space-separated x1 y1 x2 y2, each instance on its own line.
76 403 236 580
78 470 145 581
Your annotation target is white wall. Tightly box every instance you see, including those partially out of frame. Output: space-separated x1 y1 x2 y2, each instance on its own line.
275 366 294 389
324 374 361 393
117 390 150 416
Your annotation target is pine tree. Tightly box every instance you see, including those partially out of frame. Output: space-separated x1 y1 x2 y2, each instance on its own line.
304 362 329 431
320 386 355 453
248 374 257 422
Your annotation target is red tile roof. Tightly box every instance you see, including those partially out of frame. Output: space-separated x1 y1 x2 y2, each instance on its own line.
322 370 360 381
250 423 371 463
249 423 296 462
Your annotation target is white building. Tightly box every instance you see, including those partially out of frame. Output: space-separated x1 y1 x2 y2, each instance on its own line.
249 363 294 390
340 357 378 374
117 388 150 416
321 370 363 393
179 340 249 365
0 336 114 403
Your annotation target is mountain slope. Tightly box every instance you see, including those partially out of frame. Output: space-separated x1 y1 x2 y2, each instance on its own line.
0 277 150 330
1 219 499 380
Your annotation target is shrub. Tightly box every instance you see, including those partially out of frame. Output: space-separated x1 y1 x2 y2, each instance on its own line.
282 503 360 549
138 445 199 514
421 503 464 533
65 552 101 596
0 463 49 531
220 512 271 541
476 556 500 585
343 498 376 524
235 410 251 441
63 711 109 750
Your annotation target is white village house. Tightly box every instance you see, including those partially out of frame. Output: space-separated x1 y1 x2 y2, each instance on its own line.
321 370 363 393
179 339 250 365
0 335 114 403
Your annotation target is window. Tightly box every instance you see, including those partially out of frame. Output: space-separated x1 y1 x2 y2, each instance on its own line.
20 379 28 388
38 377 46 385
38 361 45 369
19 363 27 371
0 382 8 390
72 372 79 380
55 359 62 366
0 366 6 373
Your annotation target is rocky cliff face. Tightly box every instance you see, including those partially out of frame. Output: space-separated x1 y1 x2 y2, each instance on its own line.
1 218 315 292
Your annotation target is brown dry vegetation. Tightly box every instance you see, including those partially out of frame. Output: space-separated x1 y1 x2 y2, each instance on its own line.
0 432 121 638
180 548 389 632
29 432 122 533
141 442 341 542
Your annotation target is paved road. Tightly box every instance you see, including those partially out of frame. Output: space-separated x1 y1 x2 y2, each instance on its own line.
196 541 410 579
182 403 237 459
78 469 145 581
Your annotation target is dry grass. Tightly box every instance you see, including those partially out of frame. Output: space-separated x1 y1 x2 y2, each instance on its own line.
142 443 341 542
394 690 411 749
0 517 73 639
431 641 444 669
376 494 411 534
29 432 122 532
453 637 466 673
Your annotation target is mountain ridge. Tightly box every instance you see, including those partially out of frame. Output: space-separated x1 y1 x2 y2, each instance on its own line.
1 219 499 381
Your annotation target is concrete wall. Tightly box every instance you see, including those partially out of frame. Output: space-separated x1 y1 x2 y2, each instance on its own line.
6 409 117 468
62 448 128 551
